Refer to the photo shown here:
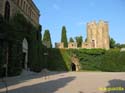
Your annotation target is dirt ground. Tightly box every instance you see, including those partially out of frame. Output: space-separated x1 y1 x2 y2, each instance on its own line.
0 71 125 93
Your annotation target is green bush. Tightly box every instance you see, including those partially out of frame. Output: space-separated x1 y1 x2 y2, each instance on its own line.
45 48 125 72
46 48 71 71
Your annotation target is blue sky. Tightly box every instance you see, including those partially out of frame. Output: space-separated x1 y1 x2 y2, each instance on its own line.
34 0 125 47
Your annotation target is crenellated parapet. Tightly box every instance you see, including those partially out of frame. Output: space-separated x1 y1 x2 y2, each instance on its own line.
82 20 110 49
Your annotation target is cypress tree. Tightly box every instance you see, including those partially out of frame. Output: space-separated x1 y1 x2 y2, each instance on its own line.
61 26 68 47
43 29 52 48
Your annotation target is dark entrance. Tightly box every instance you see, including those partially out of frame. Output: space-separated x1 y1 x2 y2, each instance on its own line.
22 52 26 69
71 63 76 71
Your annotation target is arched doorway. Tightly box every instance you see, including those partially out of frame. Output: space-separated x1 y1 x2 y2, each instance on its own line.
22 38 28 70
71 63 76 71
4 1 10 21
71 54 80 71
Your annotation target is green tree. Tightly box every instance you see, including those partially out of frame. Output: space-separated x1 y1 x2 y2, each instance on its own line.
110 38 116 48
120 44 125 48
75 36 83 47
115 43 125 49
61 26 68 47
115 43 121 48
43 29 52 48
69 37 74 42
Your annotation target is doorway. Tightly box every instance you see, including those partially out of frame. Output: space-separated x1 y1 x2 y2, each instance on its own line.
22 52 26 69
71 63 76 71
22 38 28 70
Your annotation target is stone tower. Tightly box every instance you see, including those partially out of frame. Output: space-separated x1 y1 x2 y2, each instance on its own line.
82 20 110 49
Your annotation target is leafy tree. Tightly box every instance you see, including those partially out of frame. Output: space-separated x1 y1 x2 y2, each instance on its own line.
115 43 121 48
43 29 52 48
110 38 116 48
120 44 125 48
115 43 125 49
69 37 74 42
75 36 83 47
61 26 68 47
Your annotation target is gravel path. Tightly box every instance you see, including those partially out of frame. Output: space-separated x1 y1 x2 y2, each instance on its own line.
0 72 125 93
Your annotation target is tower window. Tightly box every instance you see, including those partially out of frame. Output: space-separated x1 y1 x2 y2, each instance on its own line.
4 1 10 21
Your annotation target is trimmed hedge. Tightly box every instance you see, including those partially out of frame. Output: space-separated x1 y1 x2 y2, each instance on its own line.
46 48 71 71
46 48 125 72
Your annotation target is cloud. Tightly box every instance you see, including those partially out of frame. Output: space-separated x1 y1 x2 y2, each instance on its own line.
53 4 60 10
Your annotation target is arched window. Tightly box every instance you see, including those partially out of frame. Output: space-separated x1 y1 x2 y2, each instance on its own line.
4 1 10 21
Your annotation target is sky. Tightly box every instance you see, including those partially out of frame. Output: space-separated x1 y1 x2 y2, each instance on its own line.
34 0 125 47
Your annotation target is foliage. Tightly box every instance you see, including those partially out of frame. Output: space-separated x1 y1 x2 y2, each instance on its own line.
115 43 125 48
0 13 44 77
69 37 74 42
43 29 52 48
68 48 125 72
120 44 125 48
46 48 71 71
110 37 116 48
41 48 125 72
61 26 68 47
75 36 83 47
110 37 125 49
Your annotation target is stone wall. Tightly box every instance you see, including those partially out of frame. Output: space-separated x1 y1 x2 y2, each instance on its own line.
68 42 77 49
0 0 40 28
55 42 64 48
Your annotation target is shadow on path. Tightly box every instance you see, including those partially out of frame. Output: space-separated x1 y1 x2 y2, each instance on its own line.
105 79 125 93
0 71 67 89
5 76 75 93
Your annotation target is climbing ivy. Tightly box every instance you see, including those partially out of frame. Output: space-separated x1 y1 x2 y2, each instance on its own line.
0 13 44 77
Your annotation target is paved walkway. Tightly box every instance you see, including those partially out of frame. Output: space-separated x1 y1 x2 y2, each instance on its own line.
0 72 125 93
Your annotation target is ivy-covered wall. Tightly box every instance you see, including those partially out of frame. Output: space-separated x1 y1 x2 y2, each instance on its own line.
45 48 125 72
68 49 125 72
46 48 71 71
0 13 44 77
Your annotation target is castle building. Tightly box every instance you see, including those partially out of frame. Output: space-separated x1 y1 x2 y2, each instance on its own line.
0 0 40 27
56 20 110 49
0 0 40 71
55 42 64 48
82 20 110 49
68 42 77 49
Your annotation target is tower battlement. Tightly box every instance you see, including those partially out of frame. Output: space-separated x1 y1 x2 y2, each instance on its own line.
83 20 110 49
